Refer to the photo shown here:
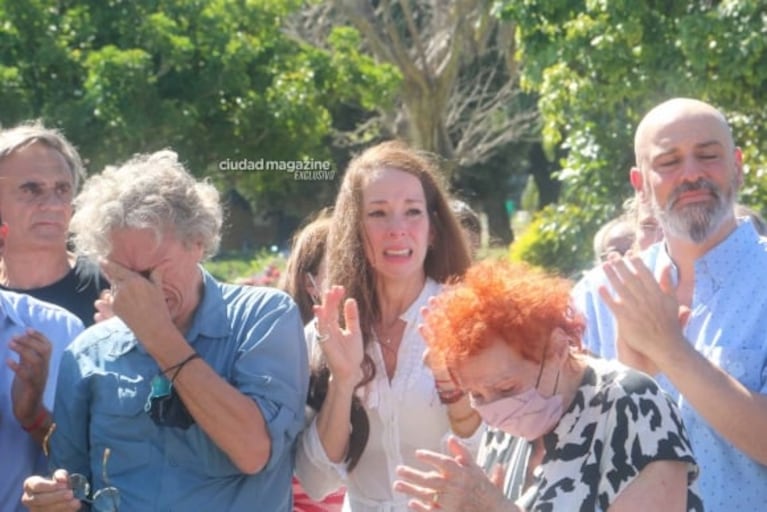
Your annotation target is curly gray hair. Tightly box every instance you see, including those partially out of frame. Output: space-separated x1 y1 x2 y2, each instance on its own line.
70 150 223 259
0 120 85 189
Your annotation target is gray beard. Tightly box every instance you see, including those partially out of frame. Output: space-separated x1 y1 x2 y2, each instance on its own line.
654 179 736 244
658 200 731 243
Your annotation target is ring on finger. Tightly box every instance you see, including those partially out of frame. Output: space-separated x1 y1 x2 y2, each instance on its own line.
317 332 330 343
432 491 440 505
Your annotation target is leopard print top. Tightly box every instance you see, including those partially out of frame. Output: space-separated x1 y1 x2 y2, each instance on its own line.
476 359 703 511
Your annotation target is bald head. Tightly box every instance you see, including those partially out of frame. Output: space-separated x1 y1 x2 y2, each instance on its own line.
630 98 742 245
634 98 734 171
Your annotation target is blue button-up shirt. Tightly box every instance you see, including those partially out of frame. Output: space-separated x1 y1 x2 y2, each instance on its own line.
50 269 309 511
573 218 767 511
0 291 83 512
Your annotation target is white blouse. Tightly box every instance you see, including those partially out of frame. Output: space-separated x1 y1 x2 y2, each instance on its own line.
295 278 483 511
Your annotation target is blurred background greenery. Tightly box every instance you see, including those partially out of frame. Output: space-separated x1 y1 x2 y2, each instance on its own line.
3 0 766 281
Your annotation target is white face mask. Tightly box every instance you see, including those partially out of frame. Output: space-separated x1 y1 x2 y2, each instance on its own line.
470 358 563 441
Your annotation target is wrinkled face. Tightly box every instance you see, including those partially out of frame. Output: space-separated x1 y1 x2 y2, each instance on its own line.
107 228 204 330
361 167 431 283
0 142 74 252
633 107 741 244
454 335 557 406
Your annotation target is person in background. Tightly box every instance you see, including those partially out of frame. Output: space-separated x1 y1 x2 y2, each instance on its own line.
594 195 664 266
280 210 346 511
281 210 332 325
1 209 83 512
625 195 664 252
394 259 701 511
450 199 481 257
575 97 767 510
21 150 308 511
592 214 634 264
296 140 482 511
0 122 109 327
734 203 767 236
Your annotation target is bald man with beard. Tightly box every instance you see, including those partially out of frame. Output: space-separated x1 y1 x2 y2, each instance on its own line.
573 98 767 510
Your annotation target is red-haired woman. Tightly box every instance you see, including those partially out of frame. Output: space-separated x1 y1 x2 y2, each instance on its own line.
394 260 702 511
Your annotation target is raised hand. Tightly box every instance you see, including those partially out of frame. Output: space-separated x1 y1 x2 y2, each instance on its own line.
100 259 175 348
8 329 51 428
313 285 364 387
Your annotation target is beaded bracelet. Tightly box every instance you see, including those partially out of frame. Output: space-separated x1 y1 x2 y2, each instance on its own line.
22 408 48 433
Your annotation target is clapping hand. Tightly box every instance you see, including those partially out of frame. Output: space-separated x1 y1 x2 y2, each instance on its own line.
600 255 690 373
394 436 518 512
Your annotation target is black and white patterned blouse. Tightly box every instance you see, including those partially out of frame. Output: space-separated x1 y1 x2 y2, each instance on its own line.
476 359 703 511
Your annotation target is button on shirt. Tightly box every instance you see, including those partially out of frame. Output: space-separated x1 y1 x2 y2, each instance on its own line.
49 269 309 512
573 218 767 511
0 291 83 512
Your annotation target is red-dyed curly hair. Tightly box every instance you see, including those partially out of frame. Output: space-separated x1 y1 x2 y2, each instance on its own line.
424 260 585 370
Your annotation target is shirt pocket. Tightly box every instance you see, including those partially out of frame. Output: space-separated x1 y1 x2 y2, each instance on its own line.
90 373 153 477
91 372 151 419
708 347 764 391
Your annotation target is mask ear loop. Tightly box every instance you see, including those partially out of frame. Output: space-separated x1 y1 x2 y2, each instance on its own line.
535 343 548 389
552 368 561 395
535 341 561 395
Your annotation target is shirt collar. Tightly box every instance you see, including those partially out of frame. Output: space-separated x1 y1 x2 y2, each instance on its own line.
0 290 26 330
646 217 761 302
400 277 441 326
695 217 761 275
0 290 26 332
184 266 230 340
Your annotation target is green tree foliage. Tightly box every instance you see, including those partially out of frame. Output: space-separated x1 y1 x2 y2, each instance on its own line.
509 203 598 279
316 0 540 244
0 0 399 219
497 0 767 271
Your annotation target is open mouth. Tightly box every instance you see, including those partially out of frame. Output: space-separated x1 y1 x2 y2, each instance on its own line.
384 248 412 257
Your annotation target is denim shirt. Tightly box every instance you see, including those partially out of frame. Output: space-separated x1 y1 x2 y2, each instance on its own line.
0 291 83 512
50 269 309 512
573 218 767 511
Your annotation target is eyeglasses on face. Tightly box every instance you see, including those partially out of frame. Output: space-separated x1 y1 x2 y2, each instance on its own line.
43 424 121 512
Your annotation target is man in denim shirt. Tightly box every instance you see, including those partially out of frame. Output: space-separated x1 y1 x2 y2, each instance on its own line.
574 98 767 510
21 150 308 511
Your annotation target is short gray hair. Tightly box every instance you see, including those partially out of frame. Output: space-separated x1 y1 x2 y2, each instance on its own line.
0 120 85 189
71 150 223 259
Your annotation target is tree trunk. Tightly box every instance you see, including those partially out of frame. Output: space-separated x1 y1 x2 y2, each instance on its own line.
484 189 514 245
528 143 560 207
